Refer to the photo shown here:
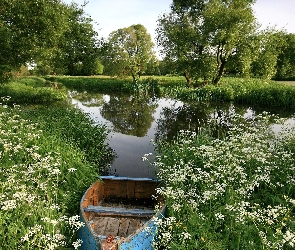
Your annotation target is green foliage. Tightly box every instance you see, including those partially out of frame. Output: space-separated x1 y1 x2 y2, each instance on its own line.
224 78 295 108
153 113 295 249
275 33 295 80
94 59 104 75
0 78 67 105
0 0 100 81
11 65 31 77
56 76 134 93
0 0 68 82
21 106 114 172
101 24 156 82
156 0 257 84
34 61 53 76
54 3 99 76
250 30 286 79
0 102 112 249
159 77 295 109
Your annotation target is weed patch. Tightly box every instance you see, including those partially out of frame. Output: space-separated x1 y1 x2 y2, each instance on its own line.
151 113 295 249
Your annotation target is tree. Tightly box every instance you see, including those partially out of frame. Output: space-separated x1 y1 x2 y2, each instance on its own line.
0 0 100 80
0 0 68 82
56 2 99 76
144 56 161 76
32 2 100 76
226 32 260 77
250 29 286 79
101 24 156 82
275 33 295 80
156 0 257 85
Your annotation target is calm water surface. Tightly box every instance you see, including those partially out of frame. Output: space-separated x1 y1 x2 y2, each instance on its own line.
70 91 295 179
71 92 184 178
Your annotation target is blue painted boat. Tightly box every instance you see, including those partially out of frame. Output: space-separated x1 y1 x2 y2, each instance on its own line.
78 176 165 250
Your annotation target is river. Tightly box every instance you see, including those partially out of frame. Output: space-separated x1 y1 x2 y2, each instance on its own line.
70 91 295 179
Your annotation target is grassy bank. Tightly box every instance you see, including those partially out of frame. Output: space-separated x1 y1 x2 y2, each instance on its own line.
163 77 295 109
55 76 295 109
0 77 67 105
56 76 134 93
0 99 113 249
4 76 295 109
151 113 295 249
2 75 295 249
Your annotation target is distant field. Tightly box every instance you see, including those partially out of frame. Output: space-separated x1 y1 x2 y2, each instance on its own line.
277 81 295 86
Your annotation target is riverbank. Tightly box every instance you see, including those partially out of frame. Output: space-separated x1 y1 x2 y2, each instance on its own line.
56 75 295 109
1 76 295 249
0 98 113 249
2 76 295 109
151 113 295 249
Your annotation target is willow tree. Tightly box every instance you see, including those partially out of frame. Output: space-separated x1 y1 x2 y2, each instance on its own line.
102 24 155 83
156 0 258 85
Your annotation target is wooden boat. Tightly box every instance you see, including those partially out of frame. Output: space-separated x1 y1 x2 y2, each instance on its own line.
78 176 165 250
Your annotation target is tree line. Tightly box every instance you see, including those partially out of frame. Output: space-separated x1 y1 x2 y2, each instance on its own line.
1 0 295 85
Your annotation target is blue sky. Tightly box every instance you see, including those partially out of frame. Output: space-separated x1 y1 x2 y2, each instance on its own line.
63 0 295 41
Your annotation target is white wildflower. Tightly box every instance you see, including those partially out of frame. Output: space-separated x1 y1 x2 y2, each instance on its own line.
73 239 83 249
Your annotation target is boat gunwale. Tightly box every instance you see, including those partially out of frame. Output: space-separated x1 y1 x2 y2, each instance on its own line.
79 176 165 246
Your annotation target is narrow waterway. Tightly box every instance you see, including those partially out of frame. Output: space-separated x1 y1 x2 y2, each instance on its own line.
71 92 184 178
70 91 295 179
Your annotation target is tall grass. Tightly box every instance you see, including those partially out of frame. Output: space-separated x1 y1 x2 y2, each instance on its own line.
0 98 113 249
56 75 295 109
160 77 295 109
56 76 134 93
20 107 115 170
0 77 67 104
150 113 295 249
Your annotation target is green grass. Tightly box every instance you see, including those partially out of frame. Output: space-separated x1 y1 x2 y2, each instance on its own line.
0 77 67 105
55 76 134 93
151 113 295 249
277 81 295 86
52 75 295 109
160 77 295 109
0 100 113 249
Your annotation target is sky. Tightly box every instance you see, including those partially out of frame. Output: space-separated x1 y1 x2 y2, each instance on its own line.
63 0 295 42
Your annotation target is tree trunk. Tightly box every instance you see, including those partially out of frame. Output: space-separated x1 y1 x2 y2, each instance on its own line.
183 69 192 86
213 58 226 85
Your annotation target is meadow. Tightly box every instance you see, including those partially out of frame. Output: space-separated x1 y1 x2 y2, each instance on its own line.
1 75 295 249
149 113 295 249
0 96 113 249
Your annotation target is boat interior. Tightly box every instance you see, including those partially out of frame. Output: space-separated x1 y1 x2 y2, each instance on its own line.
81 178 163 239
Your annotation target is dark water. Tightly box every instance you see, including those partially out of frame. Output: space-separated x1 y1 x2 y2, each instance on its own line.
70 91 295 179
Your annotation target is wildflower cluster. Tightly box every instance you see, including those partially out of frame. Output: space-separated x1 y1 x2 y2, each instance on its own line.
154 113 295 249
0 101 100 249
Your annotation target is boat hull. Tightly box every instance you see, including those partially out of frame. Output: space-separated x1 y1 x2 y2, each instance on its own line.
78 176 165 250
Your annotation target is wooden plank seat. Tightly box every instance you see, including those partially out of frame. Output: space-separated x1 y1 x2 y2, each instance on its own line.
84 205 155 217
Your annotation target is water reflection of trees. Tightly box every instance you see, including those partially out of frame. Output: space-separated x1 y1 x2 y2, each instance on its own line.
100 95 158 137
155 102 249 142
69 91 105 107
